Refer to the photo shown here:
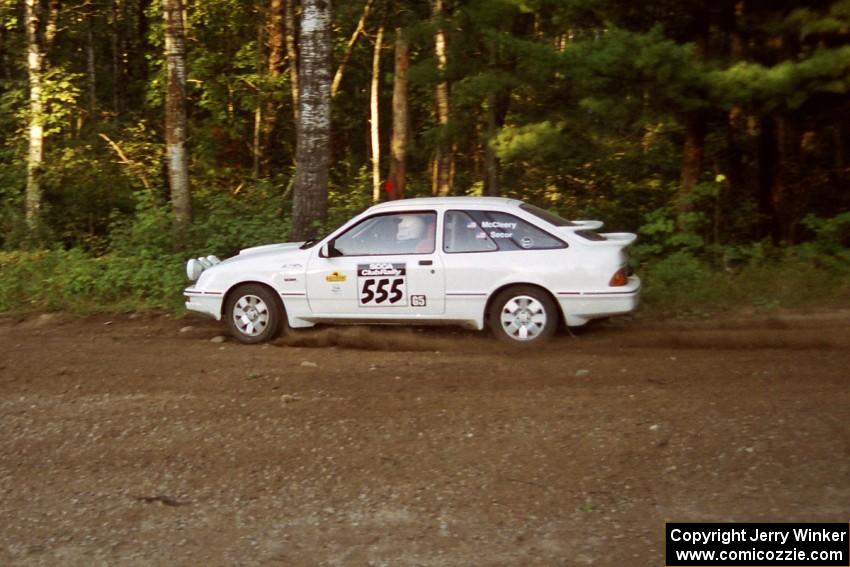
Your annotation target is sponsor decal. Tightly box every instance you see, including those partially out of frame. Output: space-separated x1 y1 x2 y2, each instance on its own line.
480 221 517 230
466 221 478 229
357 263 406 277
325 271 347 283
330 284 343 294
475 231 488 239
411 295 427 307
520 237 534 248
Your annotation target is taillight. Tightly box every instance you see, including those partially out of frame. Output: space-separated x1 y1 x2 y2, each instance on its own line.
609 268 628 287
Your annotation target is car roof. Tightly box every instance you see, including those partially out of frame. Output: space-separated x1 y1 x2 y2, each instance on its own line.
367 196 523 212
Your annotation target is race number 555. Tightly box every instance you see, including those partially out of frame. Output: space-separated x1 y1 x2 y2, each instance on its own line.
357 263 408 306
360 277 405 305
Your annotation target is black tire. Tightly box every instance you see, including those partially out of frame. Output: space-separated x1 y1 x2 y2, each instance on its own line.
488 285 558 344
223 284 283 344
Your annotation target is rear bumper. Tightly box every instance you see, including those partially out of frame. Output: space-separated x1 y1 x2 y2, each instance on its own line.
556 276 641 326
184 288 223 320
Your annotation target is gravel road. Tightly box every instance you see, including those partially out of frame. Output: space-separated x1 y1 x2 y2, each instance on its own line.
1 311 848 565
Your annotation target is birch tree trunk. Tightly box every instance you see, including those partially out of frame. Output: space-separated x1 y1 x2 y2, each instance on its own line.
370 25 384 203
387 28 409 201
24 0 45 228
290 0 332 241
431 0 453 196
163 0 192 224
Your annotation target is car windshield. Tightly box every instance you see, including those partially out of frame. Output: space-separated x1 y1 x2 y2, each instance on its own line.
298 214 362 249
519 204 577 227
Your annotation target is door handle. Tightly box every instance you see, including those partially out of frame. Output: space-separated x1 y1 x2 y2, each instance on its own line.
418 260 433 266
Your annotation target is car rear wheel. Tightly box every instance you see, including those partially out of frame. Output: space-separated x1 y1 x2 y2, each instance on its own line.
489 286 558 344
224 284 283 344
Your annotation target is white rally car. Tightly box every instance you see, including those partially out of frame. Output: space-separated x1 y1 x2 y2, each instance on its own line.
184 197 640 344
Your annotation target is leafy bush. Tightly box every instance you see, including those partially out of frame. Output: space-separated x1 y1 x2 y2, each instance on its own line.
0 249 185 313
639 242 850 317
189 186 291 257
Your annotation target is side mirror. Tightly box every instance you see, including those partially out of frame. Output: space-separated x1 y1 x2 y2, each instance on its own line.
321 240 341 258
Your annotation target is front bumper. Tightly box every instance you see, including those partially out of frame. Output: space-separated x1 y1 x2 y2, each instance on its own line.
184 288 224 320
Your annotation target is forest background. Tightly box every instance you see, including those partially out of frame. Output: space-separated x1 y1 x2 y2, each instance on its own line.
1 0 849 317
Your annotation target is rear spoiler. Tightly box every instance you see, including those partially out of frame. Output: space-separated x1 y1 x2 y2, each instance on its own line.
559 220 638 247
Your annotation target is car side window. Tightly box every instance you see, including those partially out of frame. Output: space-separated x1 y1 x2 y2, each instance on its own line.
462 210 567 251
334 211 436 256
443 211 499 253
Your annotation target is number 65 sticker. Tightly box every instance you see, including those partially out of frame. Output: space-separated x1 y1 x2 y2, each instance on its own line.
357 263 407 306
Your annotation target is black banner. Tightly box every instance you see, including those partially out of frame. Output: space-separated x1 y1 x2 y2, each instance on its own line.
666 523 849 566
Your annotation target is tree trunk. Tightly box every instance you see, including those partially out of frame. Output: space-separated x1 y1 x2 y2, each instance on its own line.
0 17 9 80
370 25 384 203
675 3 710 228
724 0 745 199
110 0 122 114
252 8 265 181
290 0 332 241
24 0 45 228
86 11 97 121
387 28 409 201
163 0 192 225
431 0 453 196
285 0 300 124
331 0 374 97
773 115 802 243
24 0 45 227
756 115 777 241
45 0 60 51
484 98 500 197
677 112 706 219
259 0 286 175
484 41 509 197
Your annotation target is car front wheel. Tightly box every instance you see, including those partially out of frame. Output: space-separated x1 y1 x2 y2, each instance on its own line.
224 284 283 344
489 286 558 344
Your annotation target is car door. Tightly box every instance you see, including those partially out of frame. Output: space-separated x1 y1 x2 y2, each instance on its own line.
305 210 445 318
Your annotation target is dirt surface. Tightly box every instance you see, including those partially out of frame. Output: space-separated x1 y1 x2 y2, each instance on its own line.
1 310 849 566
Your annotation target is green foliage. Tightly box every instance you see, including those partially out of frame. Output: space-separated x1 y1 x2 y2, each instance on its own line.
188 185 291 257
801 212 850 255
494 121 568 163
640 246 850 318
1 0 849 318
0 249 185 313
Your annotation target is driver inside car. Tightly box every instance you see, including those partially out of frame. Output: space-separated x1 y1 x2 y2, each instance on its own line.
396 215 434 253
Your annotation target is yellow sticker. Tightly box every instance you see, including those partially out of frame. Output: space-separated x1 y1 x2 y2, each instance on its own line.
325 271 347 283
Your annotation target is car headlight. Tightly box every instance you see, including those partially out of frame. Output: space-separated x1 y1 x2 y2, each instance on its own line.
186 259 203 281
186 255 222 281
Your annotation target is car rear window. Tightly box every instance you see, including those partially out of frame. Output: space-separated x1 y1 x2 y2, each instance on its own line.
444 210 567 252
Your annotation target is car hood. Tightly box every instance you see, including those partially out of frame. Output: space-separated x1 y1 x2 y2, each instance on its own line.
216 241 307 268
237 241 306 257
